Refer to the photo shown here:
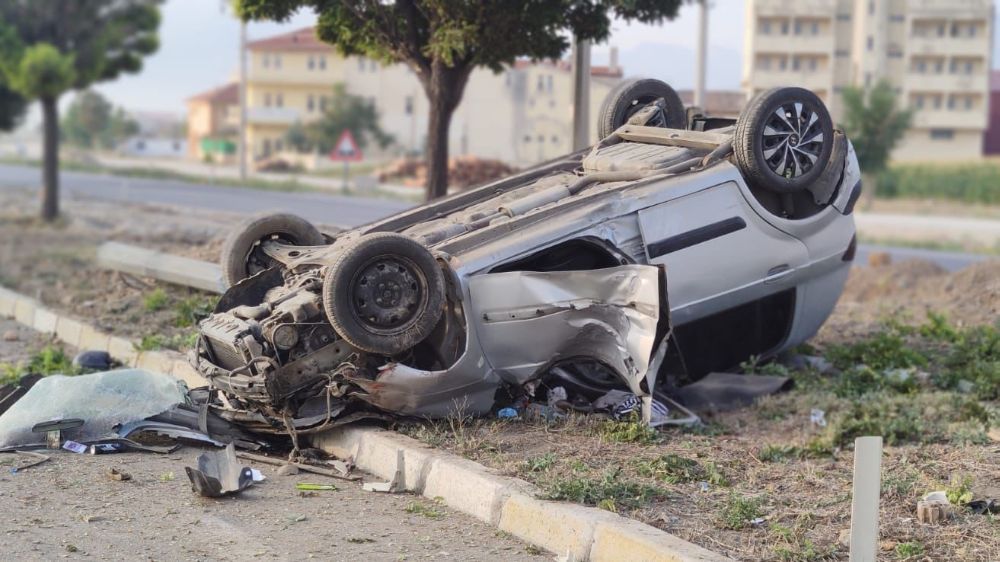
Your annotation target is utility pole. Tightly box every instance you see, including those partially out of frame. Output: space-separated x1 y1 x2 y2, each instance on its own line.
238 20 248 181
694 0 708 108
571 37 592 151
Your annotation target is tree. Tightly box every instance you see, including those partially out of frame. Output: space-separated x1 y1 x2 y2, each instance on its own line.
0 82 25 132
841 80 912 208
0 1 163 221
237 0 684 201
286 83 393 154
62 90 139 149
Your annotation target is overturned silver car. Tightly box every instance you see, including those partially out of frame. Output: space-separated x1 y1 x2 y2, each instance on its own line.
193 80 861 432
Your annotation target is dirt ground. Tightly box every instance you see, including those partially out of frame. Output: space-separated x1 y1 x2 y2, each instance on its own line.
0 447 547 562
3 192 1000 561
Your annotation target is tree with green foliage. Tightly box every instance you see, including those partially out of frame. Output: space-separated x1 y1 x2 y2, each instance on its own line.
285 83 393 154
237 0 685 201
62 90 140 150
0 1 163 221
0 81 26 131
840 80 912 208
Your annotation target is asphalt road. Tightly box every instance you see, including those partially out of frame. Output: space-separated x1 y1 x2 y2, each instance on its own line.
0 163 413 228
0 163 991 271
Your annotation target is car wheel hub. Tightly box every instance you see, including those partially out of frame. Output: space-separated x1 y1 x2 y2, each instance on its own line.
761 102 825 179
352 257 422 331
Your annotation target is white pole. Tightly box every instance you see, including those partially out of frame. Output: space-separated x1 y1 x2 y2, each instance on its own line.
694 0 708 108
239 20 248 181
849 436 882 562
571 38 591 151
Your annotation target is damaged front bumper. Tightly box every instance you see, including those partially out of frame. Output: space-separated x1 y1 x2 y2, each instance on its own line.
193 262 670 431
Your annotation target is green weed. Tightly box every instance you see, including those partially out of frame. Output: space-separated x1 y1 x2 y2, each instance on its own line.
143 288 169 312
523 453 557 473
173 295 216 327
717 493 764 530
895 541 925 559
544 468 664 509
945 474 974 506
594 415 661 445
404 501 445 519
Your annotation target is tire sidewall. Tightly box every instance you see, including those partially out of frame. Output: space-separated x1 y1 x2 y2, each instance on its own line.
221 213 325 287
599 78 687 139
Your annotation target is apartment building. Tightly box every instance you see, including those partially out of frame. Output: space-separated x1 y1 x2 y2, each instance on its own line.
743 0 994 162
186 82 238 160
187 27 623 166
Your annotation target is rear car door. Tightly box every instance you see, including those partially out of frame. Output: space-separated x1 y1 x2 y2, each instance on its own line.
637 180 809 325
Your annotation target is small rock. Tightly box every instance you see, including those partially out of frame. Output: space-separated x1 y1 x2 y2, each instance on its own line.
73 350 113 372
277 463 300 476
988 427 1000 443
2 330 17 342
956 379 975 394
837 529 850 548
108 468 132 482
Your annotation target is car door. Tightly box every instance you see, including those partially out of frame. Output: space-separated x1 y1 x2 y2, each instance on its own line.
637 180 809 325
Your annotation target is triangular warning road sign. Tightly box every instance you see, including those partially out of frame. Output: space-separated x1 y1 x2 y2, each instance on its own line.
329 129 363 162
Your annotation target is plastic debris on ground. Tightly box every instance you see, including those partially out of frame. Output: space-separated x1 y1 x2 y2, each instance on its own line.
0 369 187 450
496 407 518 419
185 444 255 498
810 408 827 427
296 483 337 491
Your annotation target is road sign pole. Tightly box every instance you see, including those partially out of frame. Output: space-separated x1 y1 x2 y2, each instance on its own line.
342 161 349 192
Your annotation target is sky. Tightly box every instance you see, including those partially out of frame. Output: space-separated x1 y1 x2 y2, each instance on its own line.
93 0 749 117
31 0 1000 119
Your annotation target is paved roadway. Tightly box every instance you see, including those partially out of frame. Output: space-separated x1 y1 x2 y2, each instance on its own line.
0 163 992 271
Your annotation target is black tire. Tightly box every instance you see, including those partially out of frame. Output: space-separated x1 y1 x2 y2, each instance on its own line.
221 213 325 287
597 78 686 139
733 87 834 194
322 233 445 355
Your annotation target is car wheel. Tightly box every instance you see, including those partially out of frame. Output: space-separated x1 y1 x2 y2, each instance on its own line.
322 233 445 356
597 78 686 139
220 213 325 287
733 87 834 194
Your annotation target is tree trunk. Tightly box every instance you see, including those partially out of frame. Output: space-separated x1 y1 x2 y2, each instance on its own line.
425 97 453 201
418 61 472 202
860 171 877 211
41 96 60 221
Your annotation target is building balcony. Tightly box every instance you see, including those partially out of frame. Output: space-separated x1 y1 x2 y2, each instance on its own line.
750 70 833 93
908 36 990 58
904 73 988 94
911 108 988 130
907 0 992 17
755 34 834 55
248 67 347 86
247 107 301 126
755 0 836 16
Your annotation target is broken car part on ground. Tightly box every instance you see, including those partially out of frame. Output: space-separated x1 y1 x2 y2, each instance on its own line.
192 80 861 433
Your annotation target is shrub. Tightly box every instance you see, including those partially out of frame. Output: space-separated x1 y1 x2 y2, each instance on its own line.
876 162 1000 205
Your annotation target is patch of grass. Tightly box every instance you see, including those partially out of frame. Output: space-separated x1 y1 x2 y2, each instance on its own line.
826 325 927 373
173 295 216 327
895 541 925 559
594 415 661 445
717 493 764 530
404 501 445 519
0 345 76 386
525 544 543 556
945 474 974 506
634 454 703 484
758 444 800 463
543 468 664 510
142 288 169 312
881 469 919 499
523 453 557 473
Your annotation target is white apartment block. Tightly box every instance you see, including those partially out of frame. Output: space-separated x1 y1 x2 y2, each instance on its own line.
743 0 994 162
233 28 621 166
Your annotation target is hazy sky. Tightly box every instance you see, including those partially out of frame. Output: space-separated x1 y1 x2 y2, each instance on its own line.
94 0 749 116
55 0 1000 117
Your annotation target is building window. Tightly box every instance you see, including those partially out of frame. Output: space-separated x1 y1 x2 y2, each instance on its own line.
836 13 850 21
262 54 270 68
947 96 955 110
759 56 771 70
761 20 771 34
868 0 874 15
357 57 365 71
318 55 326 70
964 96 973 110
808 58 817 71
778 57 787 71
369 60 377 71
780 21 789 35
835 49 849 58
915 60 926 73
274 54 281 68
537 134 544 143
866 36 874 51
547 75 553 93
890 14 904 23
937 24 945 37
263 138 272 155
932 95 941 109
275 139 283 152
264 93 272 107
307 95 315 112
369 96 375 109
537 75 544 92
811 22 819 35
888 48 903 58
320 96 328 112
930 129 954 140
523 135 531 143
551 135 559 143
794 21 802 35
276 93 283 108
913 94 924 109
308 55 315 70
404 96 413 115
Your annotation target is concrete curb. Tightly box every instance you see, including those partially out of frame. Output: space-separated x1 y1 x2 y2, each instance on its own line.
310 427 730 562
0 285 730 561
0 286 207 389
